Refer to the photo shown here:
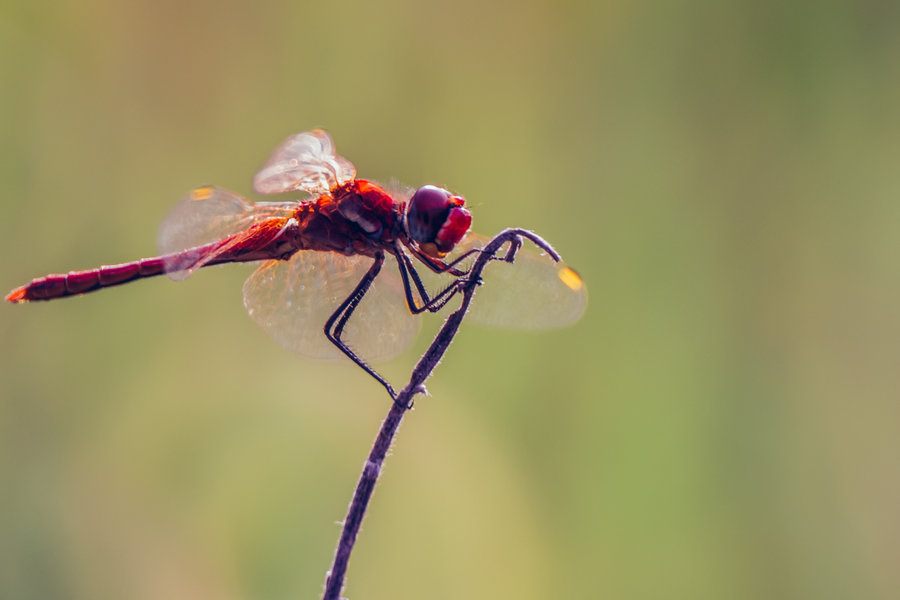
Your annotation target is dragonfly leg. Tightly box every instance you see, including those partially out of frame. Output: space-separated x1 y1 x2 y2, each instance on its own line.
410 246 484 277
324 252 402 404
394 244 469 315
435 238 522 271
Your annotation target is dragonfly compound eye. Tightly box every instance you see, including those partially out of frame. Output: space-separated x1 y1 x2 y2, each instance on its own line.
407 185 472 256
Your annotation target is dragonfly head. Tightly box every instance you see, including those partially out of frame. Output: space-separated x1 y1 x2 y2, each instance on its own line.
405 185 472 258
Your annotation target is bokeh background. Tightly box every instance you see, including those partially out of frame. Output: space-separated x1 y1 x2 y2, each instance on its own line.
2 1 899 598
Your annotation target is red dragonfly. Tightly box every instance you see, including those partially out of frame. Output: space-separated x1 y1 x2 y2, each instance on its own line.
7 130 586 397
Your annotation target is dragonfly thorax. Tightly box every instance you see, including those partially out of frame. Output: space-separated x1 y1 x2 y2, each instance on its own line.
333 180 397 239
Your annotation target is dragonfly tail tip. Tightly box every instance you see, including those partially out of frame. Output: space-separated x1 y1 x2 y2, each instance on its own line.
5 286 28 303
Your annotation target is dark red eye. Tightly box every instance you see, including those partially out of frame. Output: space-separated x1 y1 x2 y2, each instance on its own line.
406 185 471 256
407 185 451 244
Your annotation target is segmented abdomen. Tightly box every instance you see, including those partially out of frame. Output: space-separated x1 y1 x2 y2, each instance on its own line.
6 257 169 302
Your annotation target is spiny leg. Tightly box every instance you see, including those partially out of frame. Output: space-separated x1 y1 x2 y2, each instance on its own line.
409 245 485 277
395 241 516 315
323 252 398 401
394 245 468 315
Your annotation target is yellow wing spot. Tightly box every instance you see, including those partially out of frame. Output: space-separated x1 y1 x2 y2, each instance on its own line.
190 186 215 201
558 265 584 291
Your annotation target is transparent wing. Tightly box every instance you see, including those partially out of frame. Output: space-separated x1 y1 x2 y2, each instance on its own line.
242 252 420 362
450 234 588 329
157 186 296 280
252 129 356 195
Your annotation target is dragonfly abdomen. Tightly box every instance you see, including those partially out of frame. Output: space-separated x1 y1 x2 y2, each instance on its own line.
6 257 168 302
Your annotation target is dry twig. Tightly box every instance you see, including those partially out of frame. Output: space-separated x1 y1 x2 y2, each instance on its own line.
322 228 562 600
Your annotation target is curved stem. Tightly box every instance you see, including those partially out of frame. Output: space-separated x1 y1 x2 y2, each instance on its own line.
321 228 560 600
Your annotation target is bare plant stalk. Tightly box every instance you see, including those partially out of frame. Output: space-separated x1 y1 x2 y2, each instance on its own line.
321 228 561 600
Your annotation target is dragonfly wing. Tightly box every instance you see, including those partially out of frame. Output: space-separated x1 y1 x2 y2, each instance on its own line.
242 252 420 362
157 186 295 280
253 130 357 195
452 234 588 329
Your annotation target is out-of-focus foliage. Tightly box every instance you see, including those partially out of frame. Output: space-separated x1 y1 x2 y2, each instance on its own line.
2 1 899 599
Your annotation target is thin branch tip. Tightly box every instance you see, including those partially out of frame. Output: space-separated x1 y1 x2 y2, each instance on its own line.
321 227 560 600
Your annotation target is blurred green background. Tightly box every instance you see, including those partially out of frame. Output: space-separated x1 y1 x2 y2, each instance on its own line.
2 0 899 598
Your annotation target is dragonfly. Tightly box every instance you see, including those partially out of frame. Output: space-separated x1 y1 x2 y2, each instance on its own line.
7 130 587 398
